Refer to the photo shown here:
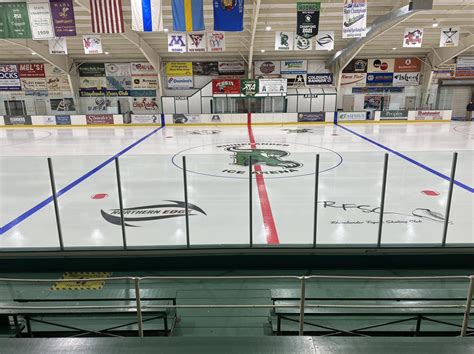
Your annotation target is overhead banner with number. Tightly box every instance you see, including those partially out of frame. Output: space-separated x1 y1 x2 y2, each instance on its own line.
296 2 320 39
27 2 55 40
0 3 32 39
342 0 367 39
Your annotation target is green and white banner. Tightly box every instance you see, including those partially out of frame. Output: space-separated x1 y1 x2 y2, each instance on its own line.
0 3 32 39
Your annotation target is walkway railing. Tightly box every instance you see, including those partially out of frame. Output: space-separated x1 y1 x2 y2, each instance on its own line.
0 274 472 337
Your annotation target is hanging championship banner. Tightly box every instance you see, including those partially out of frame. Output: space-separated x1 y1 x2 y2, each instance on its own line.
50 0 77 36
342 0 367 39
27 2 55 40
440 27 459 48
187 33 207 52
168 33 187 52
240 79 258 96
83 35 103 54
207 32 225 52
295 35 312 51
275 31 294 50
49 37 68 54
403 28 423 48
296 2 320 39
213 0 244 32
315 31 334 50
0 3 32 39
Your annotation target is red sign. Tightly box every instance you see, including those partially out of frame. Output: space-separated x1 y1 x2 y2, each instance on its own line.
212 79 240 94
394 58 422 73
18 63 45 78
86 114 114 125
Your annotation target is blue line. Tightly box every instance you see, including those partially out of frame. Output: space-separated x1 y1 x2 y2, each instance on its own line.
0 125 165 235
336 123 473 194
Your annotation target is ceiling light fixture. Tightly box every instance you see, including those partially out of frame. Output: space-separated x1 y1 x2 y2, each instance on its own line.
31 52 37 55
261 49 265 53
392 47 397 50
265 26 271 31
164 28 169 32
432 21 439 28
105 51 110 55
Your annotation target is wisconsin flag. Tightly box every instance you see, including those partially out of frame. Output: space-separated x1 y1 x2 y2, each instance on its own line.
131 0 163 32
172 0 204 32
213 0 244 32
90 0 124 33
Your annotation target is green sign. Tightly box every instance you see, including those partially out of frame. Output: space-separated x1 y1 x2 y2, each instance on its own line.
0 3 32 39
240 79 259 96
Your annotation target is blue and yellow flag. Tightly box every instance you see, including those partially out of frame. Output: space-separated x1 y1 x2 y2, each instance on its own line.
172 0 205 32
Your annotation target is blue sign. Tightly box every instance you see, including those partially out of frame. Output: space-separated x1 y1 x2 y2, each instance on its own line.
55 115 71 125
129 90 157 97
366 73 393 85
352 87 404 94
213 0 244 31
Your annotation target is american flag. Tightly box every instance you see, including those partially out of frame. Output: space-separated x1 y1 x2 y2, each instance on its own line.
90 0 124 33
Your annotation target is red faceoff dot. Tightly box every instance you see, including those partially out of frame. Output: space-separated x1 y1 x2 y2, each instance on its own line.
421 190 440 196
91 193 108 200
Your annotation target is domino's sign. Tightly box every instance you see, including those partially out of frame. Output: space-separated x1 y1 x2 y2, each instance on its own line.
0 64 21 91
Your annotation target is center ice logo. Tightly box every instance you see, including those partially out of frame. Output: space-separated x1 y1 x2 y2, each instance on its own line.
226 147 303 169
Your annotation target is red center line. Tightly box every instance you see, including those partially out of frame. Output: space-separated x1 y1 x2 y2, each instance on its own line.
247 121 280 244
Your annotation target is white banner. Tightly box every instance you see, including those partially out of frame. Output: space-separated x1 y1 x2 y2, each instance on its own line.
131 97 160 113
254 61 281 77
187 33 207 52
393 72 420 86
340 73 367 87
131 62 157 76
105 63 131 77
367 58 395 73
342 0 367 38
167 76 193 89
315 31 334 50
307 60 328 74
207 32 225 52
21 78 47 90
258 78 287 94
294 35 312 51
440 27 460 48
403 28 423 48
132 76 158 89
284 74 306 88
275 31 294 50
83 35 103 54
27 2 55 40
280 60 307 74
131 114 161 124
168 33 187 53
79 77 106 90
48 37 67 54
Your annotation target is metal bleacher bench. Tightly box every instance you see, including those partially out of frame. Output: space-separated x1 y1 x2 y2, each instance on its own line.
0 288 178 337
270 284 471 335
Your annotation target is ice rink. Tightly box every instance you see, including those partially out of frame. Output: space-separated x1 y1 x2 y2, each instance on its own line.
0 121 472 249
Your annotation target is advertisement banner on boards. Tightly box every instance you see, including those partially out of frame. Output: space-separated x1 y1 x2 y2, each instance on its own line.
173 114 201 124
258 78 287 94
46 76 70 91
297 112 325 122
132 76 158 89
285 74 306 87
338 112 367 121
254 61 280 77
3 115 33 125
131 114 160 124
393 72 420 86
79 63 105 77
50 98 75 111
342 0 367 38
394 58 422 72
0 64 21 91
380 110 409 120
131 97 159 112
280 60 307 74
187 33 207 52
366 73 393 86
106 76 132 90
27 2 55 40
275 31 294 50
86 114 114 125
340 73 366 87
131 62 156 76
165 62 193 76
212 79 240 94
55 115 72 125
343 59 368 73
296 2 320 38
49 37 68 54
240 79 258 96
415 111 443 120
79 77 106 90
307 73 333 85
167 76 193 89
218 61 245 76
105 63 131 77
193 62 219 76
50 0 76 36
